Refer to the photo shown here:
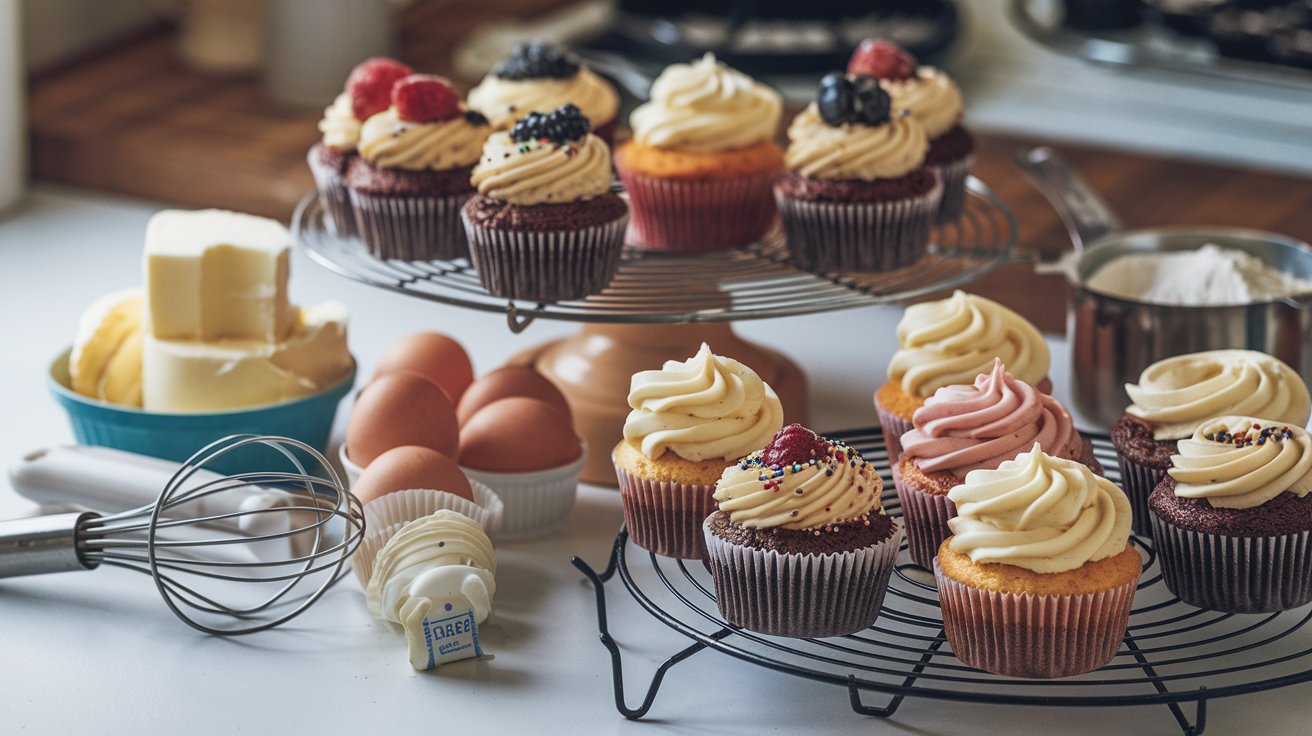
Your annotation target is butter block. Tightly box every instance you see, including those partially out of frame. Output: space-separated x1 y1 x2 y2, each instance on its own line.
143 209 296 343
70 288 145 406
141 301 352 412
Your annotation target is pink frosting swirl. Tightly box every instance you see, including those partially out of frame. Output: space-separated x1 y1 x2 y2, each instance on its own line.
900 359 1082 479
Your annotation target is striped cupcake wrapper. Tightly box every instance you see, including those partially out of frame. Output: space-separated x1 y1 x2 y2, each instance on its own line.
614 462 717 560
874 402 914 461
932 154 974 225
461 213 628 302
461 451 585 536
348 189 473 261
307 148 358 237
891 462 958 569
1116 454 1168 538
617 169 780 253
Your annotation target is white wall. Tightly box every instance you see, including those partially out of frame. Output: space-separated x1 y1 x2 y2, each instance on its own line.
22 0 158 71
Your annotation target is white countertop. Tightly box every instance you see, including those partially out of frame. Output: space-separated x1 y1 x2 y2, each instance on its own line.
2 186 1309 735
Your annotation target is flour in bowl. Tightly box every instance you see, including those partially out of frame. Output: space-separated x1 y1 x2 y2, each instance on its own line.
1084 244 1312 306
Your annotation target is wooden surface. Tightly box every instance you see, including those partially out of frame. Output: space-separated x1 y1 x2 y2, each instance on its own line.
25 4 1312 333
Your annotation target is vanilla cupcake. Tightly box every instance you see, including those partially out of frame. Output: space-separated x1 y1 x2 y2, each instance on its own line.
468 42 620 143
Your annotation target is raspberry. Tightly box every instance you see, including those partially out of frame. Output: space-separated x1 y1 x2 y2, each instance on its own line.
346 57 413 121
847 39 917 81
392 74 460 123
509 103 591 145
762 425 828 468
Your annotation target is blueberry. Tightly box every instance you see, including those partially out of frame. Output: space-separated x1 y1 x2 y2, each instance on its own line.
817 72 855 126
851 75 891 126
509 103 591 144
464 109 489 127
494 41 581 81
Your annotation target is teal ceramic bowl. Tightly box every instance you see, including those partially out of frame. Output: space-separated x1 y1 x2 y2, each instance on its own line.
49 348 355 475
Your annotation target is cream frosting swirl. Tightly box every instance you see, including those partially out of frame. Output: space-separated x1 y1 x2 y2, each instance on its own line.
1168 417 1312 509
888 290 1050 398
629 53 783 152
623 343 784 462
901 359 1082 478
947 445 1132 574
468 66 619 131
713 439 883 530
318 92 362 151
357 107 491 171
784 104 928 181
879 67 964 140
1125 350 1310 441
470 130 612 205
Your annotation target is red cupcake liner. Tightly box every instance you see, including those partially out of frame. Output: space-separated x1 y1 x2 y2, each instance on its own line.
874 400 914 461
460 212 628 302
1150 509 1312 613
932 154 974 225
934 558 1140 678
1116 454 1167 538
307 147 357 237
892 462 957 569
774 177 943 273
616 168 779 252
348 189 473 261
703 517 903 638
614 463 716 560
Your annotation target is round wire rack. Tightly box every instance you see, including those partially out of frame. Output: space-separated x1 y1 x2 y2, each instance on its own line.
571 428 1312 735
294 177 1017 333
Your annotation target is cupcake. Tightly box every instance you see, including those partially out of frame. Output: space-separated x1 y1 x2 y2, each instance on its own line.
1149 417 1312 614
613 342 784 560
875 290 1052 459
344 74 493 261
1111 350 1309 537
704 425 902 638
308 57 412 237
468 41 620 144
936 444 1140 678
848 39 974 223
894 359 1097 568
774 73 942 273
461 104 628 302
614 53 784 252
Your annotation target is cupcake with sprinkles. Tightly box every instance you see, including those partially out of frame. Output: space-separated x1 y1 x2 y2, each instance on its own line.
704 424 902 638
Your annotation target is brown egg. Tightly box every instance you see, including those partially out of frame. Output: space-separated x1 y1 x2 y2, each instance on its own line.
457 365 573 426
459 397 582 472
351 446 474 506
373 332 474 403
346 372 460 467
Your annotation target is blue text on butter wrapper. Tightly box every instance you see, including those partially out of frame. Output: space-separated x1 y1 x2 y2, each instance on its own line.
422 605 483 669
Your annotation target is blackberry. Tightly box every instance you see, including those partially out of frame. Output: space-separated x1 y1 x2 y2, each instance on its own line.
509 103 591 145
493 41 581 81
464 109 490 127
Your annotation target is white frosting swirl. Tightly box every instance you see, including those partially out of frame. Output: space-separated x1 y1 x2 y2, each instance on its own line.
713 439 883 530
947 444 1133 574
1125 350 1310 441
888 290 1050 398
468 66 619 130
1168 417 1312 509
623 342 784 462
470 131 612 205
629 53 783 152
879 67 963 140
358 107 491 171
784 104 927 181
318 92 361 151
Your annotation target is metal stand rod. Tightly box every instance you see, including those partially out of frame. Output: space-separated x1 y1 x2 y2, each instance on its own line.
848 634 947 717
1125 635 1208 735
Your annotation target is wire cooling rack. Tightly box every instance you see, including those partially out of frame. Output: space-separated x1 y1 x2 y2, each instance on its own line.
294 177 1017 333
571 427 1312 735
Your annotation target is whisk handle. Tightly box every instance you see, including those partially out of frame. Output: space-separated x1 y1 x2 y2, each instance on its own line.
0 512 99 578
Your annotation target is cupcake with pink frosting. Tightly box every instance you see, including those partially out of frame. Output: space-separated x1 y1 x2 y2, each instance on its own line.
893 359 1100 568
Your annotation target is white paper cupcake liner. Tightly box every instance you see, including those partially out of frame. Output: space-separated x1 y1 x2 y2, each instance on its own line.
703 518 903 638
614 462 716 560
1117 454 1168 538
460 213 628 302
892 462 957 569
307 146 357 237
874 401 914 461
775 177 943 273
617 169 780 252
353 483 505 589
932 154 974 225
461 447 585 536
339 443 364 488
348 188 473 261
1150 511 1312 613
934 558 1140 679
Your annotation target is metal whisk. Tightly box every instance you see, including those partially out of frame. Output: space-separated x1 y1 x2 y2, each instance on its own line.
0 435 365 635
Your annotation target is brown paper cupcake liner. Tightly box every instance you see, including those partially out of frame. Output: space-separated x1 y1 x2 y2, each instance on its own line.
1150 511 1312 613
461 449 585 536
614 464 716 560
932 154 974 225
703 519 903 638
775 178 943 274
891 462 957 569
874 402 914 461
348 189 473 261
617 169 779 253
307 149 358 237
934 558 1140 678
1117 454 1167 538
460 214 628 302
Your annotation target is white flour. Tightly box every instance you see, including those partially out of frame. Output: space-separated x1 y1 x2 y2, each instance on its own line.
1084 244 1312 306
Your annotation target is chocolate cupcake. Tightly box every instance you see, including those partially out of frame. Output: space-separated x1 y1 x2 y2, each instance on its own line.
461 104 628 302
345 75 493 261
704 425 901 638
468 42 620 145
613 343 784 559
1111 350 1310 537
1150 416 1312 614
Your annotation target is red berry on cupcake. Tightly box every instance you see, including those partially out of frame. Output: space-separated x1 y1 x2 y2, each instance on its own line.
847 39 917 81
346 57 414 121
762 424 828 467
392 74 461 123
